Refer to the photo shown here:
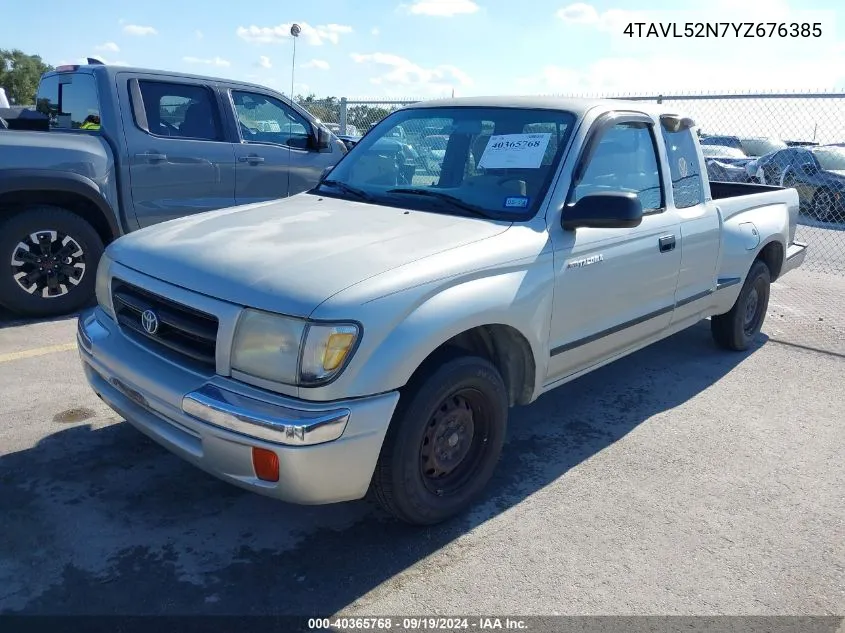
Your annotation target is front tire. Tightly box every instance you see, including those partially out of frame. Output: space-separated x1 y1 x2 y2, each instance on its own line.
711 259 771 351
372 355 509 525
0 206 104 318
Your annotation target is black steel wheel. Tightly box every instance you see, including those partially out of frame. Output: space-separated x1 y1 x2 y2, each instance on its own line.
372 354 508 525
0 206 104 317
711 259 771 352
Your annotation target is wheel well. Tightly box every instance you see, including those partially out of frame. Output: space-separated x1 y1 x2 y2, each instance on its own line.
0 190 116 246
756 240 784 282
410 325 537 407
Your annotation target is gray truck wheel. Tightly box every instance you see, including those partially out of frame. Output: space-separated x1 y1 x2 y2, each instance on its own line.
0 206 104 318
371 355 508 525
710 259 771 351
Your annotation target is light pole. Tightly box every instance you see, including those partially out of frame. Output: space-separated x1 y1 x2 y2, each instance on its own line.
286 23 301 197
289 23 301 102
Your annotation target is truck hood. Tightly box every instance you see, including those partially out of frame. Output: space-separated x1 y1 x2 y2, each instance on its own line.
109 193 511 316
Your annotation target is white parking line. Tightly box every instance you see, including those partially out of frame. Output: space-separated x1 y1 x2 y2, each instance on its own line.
0 342 77 364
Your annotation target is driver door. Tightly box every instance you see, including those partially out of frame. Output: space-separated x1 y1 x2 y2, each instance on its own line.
545 117 681 385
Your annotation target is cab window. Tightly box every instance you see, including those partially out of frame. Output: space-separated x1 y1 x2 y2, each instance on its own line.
35 73 101 131
572 122 664 213
232 91 311 149
662 126 704 209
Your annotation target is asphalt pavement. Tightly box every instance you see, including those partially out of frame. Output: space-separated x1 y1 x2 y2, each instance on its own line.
0 272 843 617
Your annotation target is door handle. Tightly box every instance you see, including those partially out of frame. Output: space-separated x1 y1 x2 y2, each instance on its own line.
136 152 167 162
238 155 265 164
658 235 676 253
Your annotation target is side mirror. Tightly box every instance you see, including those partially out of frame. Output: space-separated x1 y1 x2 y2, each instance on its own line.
562 192 643 231
320 165 334 181
312 124 331 151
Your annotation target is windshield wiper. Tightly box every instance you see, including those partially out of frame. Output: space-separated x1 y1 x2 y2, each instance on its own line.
386 188 492 219
320 179 374 202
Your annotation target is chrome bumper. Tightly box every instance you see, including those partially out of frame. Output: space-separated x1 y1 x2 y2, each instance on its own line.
781 241 808 277
182 384 350 446
77 308 400 505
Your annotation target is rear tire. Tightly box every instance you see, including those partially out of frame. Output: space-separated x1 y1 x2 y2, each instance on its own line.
811 188 837 223
711 259 771 351
372 355 508 526
0 206 104 318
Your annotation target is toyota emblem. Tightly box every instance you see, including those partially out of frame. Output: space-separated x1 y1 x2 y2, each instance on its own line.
141 309 160 335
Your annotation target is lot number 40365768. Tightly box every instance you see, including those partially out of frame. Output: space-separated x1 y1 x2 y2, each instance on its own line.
489 139 543 150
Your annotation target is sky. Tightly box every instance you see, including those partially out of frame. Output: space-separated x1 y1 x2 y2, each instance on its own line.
2 0 845 140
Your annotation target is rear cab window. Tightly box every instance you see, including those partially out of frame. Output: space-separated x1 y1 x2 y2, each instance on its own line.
35 72 102 131
661 126 705 208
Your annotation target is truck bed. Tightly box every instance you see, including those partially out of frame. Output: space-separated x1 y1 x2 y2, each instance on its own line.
709 180 786 199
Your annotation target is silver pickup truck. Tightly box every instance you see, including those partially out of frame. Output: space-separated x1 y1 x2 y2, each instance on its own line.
77 97 807 525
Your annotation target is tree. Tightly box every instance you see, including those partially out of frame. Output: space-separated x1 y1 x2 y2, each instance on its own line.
294 93 339 123
0 49 53 105
347 104 392 131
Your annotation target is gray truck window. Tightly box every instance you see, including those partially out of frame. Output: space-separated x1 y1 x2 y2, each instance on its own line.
574 122 663 212
137 81 222 141
35 73 101 131
661 127 704 209
232 91 311 149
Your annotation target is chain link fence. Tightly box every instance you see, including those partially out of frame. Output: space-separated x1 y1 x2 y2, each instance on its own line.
295 92 845 352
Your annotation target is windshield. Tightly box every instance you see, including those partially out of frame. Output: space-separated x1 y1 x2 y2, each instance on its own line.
740 138 787 157
702 145 747 158
314 106 577 220
811 147 845 171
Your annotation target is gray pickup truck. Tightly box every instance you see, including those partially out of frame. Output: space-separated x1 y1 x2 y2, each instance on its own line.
0 62 346 317
77 96 807 525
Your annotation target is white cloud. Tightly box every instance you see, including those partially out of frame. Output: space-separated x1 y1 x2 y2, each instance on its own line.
555 4 644 31
555 2 597 23
195 30 204 40
351 52 472 96
517 54 845 96
236 22 353 45
183 56 231 68
258 55 272 69
95 42 120 53
372 27 381 36
555 0 824 33
302 59 330 70
407 0 479 16
123 24 158 36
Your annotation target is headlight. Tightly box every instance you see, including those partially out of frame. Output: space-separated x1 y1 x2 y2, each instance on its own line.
230 310 360 386
300 323 360 386
95 252 114 318
231 310 305 384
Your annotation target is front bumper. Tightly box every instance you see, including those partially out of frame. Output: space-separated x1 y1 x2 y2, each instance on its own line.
77 308 400 505
781 241 808 277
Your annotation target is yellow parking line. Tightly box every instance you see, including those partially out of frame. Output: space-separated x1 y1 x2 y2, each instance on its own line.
0 342 78 363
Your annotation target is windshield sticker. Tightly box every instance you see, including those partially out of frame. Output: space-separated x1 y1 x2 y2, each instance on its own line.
504 196 530 209
478 133 552 169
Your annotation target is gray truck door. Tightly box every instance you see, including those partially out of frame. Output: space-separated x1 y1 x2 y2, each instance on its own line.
119 75 236 228
229 89 337 204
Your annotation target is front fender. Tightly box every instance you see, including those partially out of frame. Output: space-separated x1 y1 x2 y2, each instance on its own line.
313 255 555 402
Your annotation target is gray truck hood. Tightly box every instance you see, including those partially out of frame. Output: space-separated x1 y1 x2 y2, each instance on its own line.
110 193 511 316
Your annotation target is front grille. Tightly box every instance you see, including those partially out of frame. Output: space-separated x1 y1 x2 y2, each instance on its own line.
111 278 218 371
